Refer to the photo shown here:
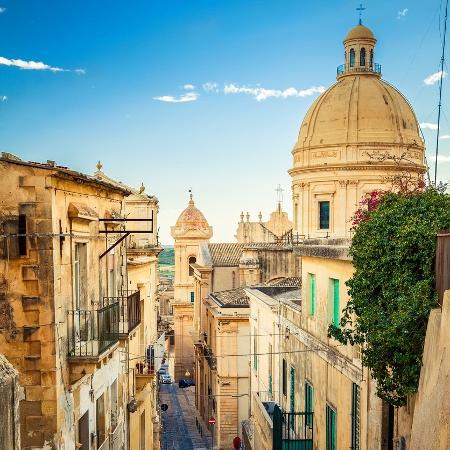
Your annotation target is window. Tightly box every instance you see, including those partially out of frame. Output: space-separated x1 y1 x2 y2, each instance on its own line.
351 383 361 450
360 48 366 66
190 291 195 303
329 279 340 326
319 201 330 229
307 273 316 316
232 271 236 289
110 379 118 431
370 49 374 67
290 367 295 416
74 243 88 310
253 327 258 371
96 394 106 448
268 343 273 397
1 215 27 258
349 48 355 67
326 404 337 450
18 214 27 256
188 256 196 276
282 359 287 396
140 411 146 450
305 382 314 427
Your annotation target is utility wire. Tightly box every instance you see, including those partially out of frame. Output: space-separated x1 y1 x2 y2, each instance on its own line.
435 0 449 184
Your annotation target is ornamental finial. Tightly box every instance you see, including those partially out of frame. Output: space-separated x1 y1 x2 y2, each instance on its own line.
96 160 103 172
139 182 145 194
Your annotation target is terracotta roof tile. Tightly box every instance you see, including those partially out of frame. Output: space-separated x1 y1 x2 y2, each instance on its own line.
210 288 249 307
207 243 245 266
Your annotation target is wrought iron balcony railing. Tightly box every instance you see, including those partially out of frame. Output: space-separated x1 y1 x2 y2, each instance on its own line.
204 345 217 370
103 290 141 337
337 62 381 76
67 302 119 358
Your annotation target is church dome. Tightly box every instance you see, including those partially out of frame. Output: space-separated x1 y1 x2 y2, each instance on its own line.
291 22 425 172
345 24 375 41
175 194 210 230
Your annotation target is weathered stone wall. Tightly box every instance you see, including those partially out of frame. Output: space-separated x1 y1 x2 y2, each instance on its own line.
0 353 21 450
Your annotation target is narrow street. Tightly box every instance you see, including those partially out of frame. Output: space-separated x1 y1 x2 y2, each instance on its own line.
159 384 212 450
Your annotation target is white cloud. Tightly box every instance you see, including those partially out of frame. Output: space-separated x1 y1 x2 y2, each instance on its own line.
75 68 86 75
183 84 195 90
440 134 450 139
423 70 447 86
0 55 85 74
0 7 5 13
223 83 325 101
397 8 408 19
153 92 199 103
0 95 7 102
428 154 450 162
203 82 219 93
420 122 438 130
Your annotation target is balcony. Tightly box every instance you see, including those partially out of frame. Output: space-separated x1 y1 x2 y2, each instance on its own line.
67 302 119 359
337 62 381 77
103 290 141 337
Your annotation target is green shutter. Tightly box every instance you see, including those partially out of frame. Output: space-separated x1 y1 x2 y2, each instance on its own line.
310 275 316 316
333 279 340 326
305 382 314 427
326 405 337 450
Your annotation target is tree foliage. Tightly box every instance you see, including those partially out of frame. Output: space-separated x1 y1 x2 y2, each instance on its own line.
328 187 450 406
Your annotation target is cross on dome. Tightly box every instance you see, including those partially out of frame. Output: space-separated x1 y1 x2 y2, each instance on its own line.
356 3 366 25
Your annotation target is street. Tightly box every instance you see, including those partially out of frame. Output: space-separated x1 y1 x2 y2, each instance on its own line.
159 383 212 450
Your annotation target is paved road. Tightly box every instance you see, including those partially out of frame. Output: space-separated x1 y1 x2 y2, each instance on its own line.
160 383 212 450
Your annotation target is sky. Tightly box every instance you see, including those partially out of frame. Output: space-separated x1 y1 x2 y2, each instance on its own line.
0 0 449 244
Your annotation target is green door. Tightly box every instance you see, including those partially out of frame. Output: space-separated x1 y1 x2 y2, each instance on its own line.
332 279 340 326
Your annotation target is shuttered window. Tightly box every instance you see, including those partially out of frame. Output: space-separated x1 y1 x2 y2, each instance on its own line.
319 201 330 229
305 382 314 427
326 404 337 450
307 273 316 316
351 383 361 450
329 279 340 326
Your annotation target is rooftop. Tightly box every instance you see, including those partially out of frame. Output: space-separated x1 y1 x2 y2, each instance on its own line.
209 288 249 308
0 152 132 196
207 243 245 266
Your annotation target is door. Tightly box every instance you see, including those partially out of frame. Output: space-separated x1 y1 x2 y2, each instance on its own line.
78 411 89 450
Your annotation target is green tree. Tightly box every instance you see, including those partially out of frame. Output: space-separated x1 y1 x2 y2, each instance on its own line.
329 187 450 406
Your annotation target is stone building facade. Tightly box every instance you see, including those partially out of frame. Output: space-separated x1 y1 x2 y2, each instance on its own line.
0 153 161 450
244 21 428 450
170 193 213 381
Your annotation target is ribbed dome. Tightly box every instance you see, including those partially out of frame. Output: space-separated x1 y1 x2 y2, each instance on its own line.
345 24 375 41
175 195 210 229
292 75 425 168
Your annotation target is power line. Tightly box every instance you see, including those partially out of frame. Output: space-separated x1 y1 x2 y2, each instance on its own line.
435 0 449 184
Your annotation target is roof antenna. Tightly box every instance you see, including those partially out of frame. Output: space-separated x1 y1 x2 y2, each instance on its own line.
356 3 366 25
434 0 449 185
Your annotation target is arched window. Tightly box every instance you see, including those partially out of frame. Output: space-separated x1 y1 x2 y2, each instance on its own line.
360 48 366 66
370 49 374 68
349 48 355 67
188 256 196 276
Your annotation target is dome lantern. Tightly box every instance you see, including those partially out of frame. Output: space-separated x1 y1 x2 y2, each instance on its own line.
337 24 380 79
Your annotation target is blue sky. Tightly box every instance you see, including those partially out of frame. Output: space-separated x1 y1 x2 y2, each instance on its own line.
0 0 449 243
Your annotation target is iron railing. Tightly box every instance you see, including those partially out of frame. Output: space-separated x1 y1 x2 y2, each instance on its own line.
204 345 217 370
337 62 381 76
273 404 314 450
103 290 141 336
67 302 119 358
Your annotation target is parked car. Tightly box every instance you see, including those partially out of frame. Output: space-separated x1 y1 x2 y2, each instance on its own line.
160 374 172 384
178 379 195 388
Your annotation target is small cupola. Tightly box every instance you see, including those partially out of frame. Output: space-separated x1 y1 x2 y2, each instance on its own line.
337 23 380 79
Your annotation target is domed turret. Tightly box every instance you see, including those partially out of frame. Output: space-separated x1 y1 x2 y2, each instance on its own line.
171 192 213 239
289 23 426 239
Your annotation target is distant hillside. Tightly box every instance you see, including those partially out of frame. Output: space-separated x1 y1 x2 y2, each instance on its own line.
159 246 174 266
